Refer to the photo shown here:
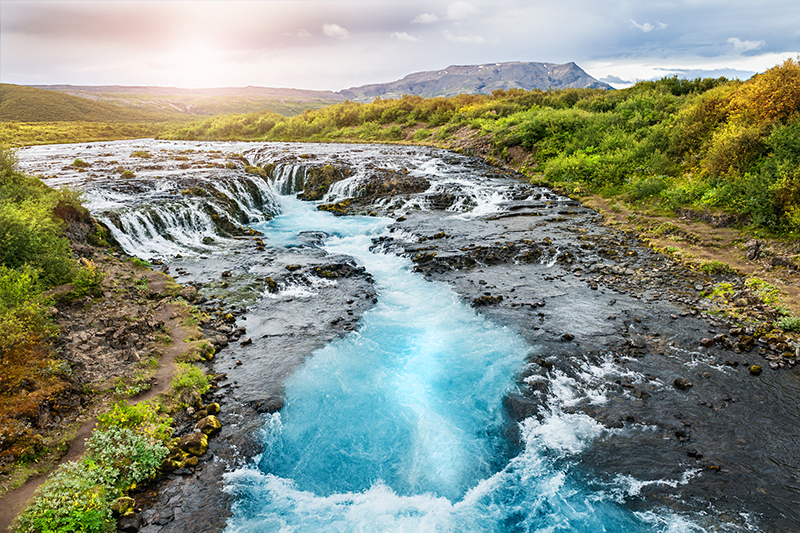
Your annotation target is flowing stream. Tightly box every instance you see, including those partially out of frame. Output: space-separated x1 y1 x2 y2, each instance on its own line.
16 140 730 532
221 195 698 533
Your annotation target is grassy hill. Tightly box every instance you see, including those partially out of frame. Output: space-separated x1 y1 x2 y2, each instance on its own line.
29 85 344 118
0 84 175 123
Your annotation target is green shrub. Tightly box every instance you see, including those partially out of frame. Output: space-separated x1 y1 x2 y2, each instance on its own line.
71 158 91 168
775 314 800 332
97 400 173 442
84 427 168 489
14 461 115 533
70 259 105 298
627 175 670 202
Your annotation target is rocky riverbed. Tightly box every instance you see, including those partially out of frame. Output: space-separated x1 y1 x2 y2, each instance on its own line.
15 140 800 533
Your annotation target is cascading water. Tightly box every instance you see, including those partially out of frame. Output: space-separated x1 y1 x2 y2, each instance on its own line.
221 195 702 533
15 140 720 533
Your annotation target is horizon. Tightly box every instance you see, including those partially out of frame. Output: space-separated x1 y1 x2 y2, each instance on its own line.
1 1 798 91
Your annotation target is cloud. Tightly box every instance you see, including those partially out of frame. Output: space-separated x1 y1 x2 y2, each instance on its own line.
322 23 349 40
630 19 667 33
599 75 631 84
443 30 485 44
447 2 479 21
284 29 312 39
728 37 765 52
412 13 438 24
392 32 421 43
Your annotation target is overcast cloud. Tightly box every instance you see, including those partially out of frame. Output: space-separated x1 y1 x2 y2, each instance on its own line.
1 0 798 90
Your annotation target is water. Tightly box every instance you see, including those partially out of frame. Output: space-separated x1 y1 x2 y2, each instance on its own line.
14 140 715 532
222 195 700 533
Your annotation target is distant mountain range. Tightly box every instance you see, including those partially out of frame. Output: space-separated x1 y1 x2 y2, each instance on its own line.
3 61 610 122
338 62 611 101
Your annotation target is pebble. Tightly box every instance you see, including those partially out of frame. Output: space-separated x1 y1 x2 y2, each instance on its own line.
673 377 693 390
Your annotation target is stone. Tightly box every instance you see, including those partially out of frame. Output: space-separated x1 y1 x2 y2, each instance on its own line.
118 513 142 533
111 496 136 518
254 396 285 413
205 402 221 415
179 285 198 302
240 337 252 346
285 264 302 271
700 338 714 347
673 377 693 390
196 415 222 436
178 431 208 456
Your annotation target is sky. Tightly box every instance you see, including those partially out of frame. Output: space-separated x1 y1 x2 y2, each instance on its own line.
1 0 799 91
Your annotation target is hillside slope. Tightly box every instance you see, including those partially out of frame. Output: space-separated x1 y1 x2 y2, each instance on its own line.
29 85 345 118
337 61 611 101
0 84 173 123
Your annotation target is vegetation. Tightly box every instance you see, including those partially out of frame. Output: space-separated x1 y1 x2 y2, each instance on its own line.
0 84 173 123
163 58 800 237
0 121 165 147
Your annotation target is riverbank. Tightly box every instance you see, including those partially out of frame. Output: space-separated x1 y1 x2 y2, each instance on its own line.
9 139 799 532
0 246 221 531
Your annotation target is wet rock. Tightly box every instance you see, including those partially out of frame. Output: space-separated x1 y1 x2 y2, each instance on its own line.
111 496 136 518
285 264 302 271
204 402 220 415
178 431 208 456
750 365 763 375
253 396 285 413
117 512 142 533
197 415 222 436
180 285 198 302
700 338 715 348
221 270 232 278
264 276 279 293
673 377 693 390
240 337 252 346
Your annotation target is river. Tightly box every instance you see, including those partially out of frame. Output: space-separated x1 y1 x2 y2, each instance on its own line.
18 139 800 532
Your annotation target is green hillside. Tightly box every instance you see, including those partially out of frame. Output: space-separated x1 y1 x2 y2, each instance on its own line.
0 84 174 123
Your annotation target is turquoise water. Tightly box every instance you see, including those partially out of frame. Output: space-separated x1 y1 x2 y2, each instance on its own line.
222 196 701 533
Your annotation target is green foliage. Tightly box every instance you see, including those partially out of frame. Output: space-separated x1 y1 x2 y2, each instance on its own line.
14 461 115 533
0 265 48 354
69 259 105 299
84 427 169 489
775 314 800 332
97 400 173 442
745 277 781 304
72 158 90 168
130 150 152 158
171 363 210 397
15 427 168 533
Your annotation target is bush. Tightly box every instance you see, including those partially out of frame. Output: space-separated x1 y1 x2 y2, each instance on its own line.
775 315 800 332
15 427 169 533
97 400 173 442
14 461 115 533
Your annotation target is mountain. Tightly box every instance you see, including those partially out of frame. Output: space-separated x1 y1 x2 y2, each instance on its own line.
0 84 174 123
28 85 345 118
337 62 611 101
9 61 610 122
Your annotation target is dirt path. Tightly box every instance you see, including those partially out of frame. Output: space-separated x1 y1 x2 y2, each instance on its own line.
0 286 193 531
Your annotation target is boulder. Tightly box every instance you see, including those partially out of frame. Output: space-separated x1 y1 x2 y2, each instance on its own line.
117 513 142 533
178 431 208 456
111 496 136 518
673 377 693 390
196 415 222 436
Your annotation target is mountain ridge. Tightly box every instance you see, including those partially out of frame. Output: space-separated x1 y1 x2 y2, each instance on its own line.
337 61 611 101
7 61 611 121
